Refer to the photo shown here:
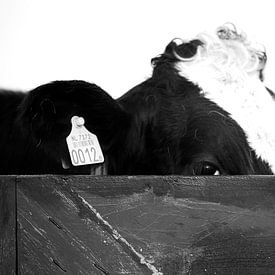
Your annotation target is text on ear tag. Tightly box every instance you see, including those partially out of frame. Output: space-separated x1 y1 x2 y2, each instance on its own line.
66 116 104 166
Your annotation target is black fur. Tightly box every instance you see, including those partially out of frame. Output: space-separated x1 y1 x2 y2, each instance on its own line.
114 41 273 175
117 78 272 175
0 41 273 175
0 81 128 174
0 89 68 174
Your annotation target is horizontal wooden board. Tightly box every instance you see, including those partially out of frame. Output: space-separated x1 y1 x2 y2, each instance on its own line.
1 175 275 274
63 175 275 274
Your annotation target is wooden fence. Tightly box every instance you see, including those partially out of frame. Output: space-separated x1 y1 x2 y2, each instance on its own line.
1 175 275 274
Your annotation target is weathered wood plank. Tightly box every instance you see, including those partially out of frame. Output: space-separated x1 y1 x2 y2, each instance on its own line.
64 175 275 274
16 176 151 275
12 175 275 274
0 177 16 275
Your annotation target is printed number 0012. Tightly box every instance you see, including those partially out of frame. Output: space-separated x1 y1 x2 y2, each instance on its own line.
71 148 101 165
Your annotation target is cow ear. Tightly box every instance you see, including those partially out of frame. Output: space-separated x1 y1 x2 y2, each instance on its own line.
175 39 203 59
40 98 56 118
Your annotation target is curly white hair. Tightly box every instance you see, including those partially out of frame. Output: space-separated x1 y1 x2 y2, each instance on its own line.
175 23 275 172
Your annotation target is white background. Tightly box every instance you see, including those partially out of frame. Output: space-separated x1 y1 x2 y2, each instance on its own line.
0 0 274 98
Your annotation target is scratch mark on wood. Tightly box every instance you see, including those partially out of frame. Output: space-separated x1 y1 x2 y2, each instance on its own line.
93 262 110 274
48 217 63 230
22 215 46 237
54 190 78 211
51 257 67 272
138 215 165 233
79 195 163 275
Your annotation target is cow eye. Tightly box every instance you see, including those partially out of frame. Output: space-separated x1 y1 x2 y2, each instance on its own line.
192 161 221 176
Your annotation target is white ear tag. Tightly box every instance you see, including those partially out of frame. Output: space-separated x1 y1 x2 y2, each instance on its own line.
66 116 104 166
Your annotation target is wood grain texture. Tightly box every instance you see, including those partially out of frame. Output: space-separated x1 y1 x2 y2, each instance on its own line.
0 177 16 275
2 175 275 274
58 175 275 274
17 176 150 275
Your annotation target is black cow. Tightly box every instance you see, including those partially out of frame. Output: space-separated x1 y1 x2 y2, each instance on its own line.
1 24 274 175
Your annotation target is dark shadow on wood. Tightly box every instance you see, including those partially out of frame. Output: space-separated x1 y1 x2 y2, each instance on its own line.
0 177 16 275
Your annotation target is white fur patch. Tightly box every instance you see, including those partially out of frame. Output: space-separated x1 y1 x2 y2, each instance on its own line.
175 24 275 172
